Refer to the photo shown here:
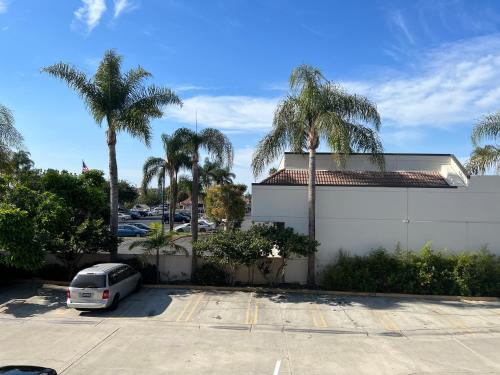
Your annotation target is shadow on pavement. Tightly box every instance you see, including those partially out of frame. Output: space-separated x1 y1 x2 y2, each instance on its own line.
1 285 66 318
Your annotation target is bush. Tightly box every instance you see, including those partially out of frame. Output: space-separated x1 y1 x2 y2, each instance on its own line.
120 257 159 284
194 262 226 286
320 244 500 297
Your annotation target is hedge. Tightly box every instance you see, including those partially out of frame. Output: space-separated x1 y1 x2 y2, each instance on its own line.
320 243 500 297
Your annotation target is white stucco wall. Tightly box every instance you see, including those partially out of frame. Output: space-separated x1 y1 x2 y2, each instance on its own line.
252 175 500 277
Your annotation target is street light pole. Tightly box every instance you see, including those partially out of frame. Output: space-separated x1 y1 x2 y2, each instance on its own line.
161 170 165 234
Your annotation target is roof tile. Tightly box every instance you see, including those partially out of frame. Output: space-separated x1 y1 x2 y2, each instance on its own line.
259 169 450 188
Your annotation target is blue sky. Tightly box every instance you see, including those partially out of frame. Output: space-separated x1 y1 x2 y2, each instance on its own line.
1 0 500 189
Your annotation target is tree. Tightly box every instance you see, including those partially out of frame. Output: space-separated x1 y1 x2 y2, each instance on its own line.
268 167 278 176
204 184 246 230
252 64 383 285
118 180 139 206
0 104 24 173
193 230 272 285
174 128 233 275
142 133 190 231
466 113 500 174
42 49 182 261
129 222 187 283
200 158 235 188
250 224 319 285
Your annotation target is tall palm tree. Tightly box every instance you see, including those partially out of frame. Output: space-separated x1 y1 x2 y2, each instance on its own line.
252 64 384 286
129 222 187 283
142 133 190 231
466 113 500 174
174 127 233 275
0 104 24 172
42 49 181 260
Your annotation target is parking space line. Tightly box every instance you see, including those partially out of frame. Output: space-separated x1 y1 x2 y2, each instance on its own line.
252 302 259 325
245 292 255 324
374 311 400 331
311 304 328 328
183 293 204 322
176 295 195 322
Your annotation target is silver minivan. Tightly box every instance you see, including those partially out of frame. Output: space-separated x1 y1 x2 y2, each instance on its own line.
66 263 142 310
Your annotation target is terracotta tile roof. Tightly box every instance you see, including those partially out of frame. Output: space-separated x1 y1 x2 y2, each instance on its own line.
258 169 451 188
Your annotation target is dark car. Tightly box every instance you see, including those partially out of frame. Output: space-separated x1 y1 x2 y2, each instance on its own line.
163 213 190 223
0 366 57 374
128 210 142 220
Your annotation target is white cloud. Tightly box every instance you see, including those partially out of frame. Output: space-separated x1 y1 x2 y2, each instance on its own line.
173 84 209 92
1 26 8 31
390 11 415 45
343 34 500 129
113 0 135 19
74 0 107 32
166 95 279 132
0 1 7 14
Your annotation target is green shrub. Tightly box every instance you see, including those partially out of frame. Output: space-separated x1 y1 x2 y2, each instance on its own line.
320 244 500 297
194 262 226 286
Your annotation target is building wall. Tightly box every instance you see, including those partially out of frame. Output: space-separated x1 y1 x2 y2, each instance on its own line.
252 175 500 278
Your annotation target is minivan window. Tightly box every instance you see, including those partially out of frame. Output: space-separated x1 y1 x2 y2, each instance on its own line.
70 274 106 288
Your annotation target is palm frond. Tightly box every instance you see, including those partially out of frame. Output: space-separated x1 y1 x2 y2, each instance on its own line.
471 112 500 145
142 157 165 191
465 145 500 175
0 104 23 149
199 128 234 168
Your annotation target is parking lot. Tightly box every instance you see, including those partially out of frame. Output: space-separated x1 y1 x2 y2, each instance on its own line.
1 283 500 374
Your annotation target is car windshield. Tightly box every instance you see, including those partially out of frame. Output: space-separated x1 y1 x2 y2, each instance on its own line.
70 274 106 288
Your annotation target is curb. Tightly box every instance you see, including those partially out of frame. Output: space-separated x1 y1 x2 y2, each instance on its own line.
24 279 500 302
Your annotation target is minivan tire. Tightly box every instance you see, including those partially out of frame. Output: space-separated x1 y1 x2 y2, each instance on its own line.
109 294 120 311
135 278 143 293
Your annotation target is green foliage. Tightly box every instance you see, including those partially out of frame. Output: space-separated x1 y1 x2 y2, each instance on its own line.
0 169 114 271
193 230 273 285
204 184 246 229
118 180 139 205
137 189 162 206
193 262 227 286
320 244 500 297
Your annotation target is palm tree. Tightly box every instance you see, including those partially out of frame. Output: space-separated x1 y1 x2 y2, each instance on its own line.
200 158 235 187
174 127 233 275
466 113 500 174
142 133 190 231
252 64 384 286
0 104 24 172
128 222 187 283
42 49 181 260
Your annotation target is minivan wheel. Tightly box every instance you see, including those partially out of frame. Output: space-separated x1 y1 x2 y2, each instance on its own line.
109 294 120 311
135 278 143 292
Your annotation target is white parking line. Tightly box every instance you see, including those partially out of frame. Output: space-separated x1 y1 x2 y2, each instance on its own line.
273 359 281 375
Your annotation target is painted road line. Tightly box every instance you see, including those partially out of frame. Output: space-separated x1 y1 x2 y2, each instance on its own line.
245 292 254 324
273 360 281 375
374 311 400 331
183 293 204 322
176 295 195 322
315 304 328 328
252 302 259 325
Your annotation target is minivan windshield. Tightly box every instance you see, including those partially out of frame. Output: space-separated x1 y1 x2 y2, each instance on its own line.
70 274 106 288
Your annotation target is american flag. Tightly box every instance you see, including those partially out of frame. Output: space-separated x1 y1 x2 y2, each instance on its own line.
82 160 89 173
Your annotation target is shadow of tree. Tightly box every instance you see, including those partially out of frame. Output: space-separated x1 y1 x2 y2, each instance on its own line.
1 285 66 318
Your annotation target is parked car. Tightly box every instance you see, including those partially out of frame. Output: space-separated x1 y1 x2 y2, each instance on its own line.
178 212 191 220
118 213 131 221
198 219 216 231
129 223 151 232
117 224 148 237
174 222 213 233
0 366 57 374
163 213 190 223
129 210 142 220
66 263 142 310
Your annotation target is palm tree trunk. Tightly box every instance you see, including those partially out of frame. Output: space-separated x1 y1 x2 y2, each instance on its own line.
307 147 316 286
108 128 119 262
191 154 199 279
168 171 175 232
161 172 165 234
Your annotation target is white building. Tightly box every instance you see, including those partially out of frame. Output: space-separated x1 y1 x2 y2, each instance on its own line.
252 152 500 279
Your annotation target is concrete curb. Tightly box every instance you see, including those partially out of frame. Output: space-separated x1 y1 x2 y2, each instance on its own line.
25 279 500 302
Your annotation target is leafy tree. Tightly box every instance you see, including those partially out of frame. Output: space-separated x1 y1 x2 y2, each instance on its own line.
118 180 139 205
42 49 182 260
268 167 278 176
174 127 233 276
142 133 190 230
193 230 272 285
129 222 187 282
250 224 319 285
204 184 246 230
252 64 383 285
